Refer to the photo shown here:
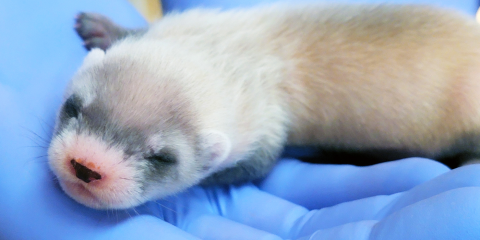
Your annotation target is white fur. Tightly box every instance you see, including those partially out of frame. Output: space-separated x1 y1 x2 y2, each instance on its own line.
65 49 105 107
48 130 146 209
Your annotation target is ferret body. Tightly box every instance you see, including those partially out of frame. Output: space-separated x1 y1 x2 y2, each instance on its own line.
48 4 480 209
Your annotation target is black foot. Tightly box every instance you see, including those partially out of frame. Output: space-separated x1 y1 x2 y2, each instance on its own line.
74 12 127 51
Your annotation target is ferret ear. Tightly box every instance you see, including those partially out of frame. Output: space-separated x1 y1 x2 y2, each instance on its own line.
81 48 105 69
199 130 231 171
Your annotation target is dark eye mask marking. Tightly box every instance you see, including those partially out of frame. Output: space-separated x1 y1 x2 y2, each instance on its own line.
144 148 179 182
63 94 82 119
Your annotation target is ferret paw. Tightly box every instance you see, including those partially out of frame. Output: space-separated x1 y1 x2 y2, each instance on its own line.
74 12 123 51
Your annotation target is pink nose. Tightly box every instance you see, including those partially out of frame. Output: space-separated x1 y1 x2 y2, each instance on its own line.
70 159 102 183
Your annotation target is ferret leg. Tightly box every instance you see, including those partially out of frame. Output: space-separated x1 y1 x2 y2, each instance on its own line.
200 144 282 186
74 12 144 51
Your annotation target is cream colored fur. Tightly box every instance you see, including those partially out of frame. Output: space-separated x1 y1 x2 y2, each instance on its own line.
71 3 480 179
133 4 480 158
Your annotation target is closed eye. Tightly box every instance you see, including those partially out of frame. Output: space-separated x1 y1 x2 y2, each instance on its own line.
145 149 177 164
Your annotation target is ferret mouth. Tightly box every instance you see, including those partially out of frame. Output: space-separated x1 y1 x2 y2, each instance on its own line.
61 181 104 208
59 178 144 209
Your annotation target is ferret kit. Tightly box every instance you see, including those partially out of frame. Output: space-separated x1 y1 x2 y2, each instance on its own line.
48 3 480 209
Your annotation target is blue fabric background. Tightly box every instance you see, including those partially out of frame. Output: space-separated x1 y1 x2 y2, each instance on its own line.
0 0 479 239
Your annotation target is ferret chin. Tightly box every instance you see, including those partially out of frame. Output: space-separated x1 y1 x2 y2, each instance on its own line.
49 3 480 209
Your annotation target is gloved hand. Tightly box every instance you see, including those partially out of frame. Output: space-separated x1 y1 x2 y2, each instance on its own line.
5 137 480 240
153 158 480 240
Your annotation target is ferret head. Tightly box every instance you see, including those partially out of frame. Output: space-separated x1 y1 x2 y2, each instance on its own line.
48 45 231 209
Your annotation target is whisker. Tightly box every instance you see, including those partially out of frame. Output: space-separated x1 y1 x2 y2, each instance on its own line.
153 200 177 214
119 177 135 181
22 145 49 149
132 207 140 216
35 115 54 136
48 173 59 182
124 209 133 219
115 209 121 223
22 136 48 149
22 155 50 169
20 126 50 145
159 197 176 204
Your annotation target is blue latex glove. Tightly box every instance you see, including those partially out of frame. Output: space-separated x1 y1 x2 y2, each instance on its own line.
2 0 480 239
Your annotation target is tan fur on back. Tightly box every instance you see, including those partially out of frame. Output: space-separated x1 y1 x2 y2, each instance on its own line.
107 4 480 162
275 5 480 155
